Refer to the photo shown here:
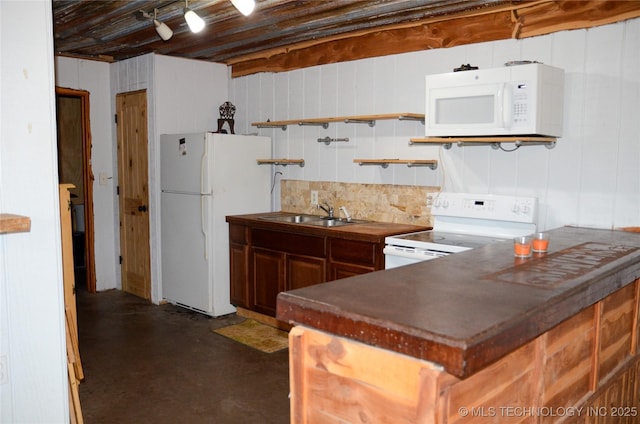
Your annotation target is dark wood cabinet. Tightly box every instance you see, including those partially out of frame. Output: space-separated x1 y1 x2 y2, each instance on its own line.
249 228 326 316
287 254 326 290
228 223 250 308
226 214 429 318
251 249 326 315
252 247 286 315
328 237 380 280
229 227 384 317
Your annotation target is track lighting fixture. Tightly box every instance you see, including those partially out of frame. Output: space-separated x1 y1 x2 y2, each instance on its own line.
153 9 173 41
231 0 256 16
184 0 205 33
138 9 173 41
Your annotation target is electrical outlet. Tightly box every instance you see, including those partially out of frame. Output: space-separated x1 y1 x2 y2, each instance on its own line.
310 190 319 206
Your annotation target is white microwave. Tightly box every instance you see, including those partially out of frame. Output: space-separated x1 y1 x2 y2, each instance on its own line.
425 63 564 137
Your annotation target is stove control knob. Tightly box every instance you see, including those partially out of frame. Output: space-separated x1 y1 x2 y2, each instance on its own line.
442 199 449 208
512 204 521 214
434 199 441 208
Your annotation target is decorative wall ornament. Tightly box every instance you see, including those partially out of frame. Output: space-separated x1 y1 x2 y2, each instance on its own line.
216 101 236 134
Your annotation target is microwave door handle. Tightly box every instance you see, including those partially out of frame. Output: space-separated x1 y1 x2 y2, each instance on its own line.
502 83 513 129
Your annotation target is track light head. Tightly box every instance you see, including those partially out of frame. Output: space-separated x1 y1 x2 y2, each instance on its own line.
138 9 173 41
231 0 255 16
153 8 173 41
154 19 173 41
184 1 205 33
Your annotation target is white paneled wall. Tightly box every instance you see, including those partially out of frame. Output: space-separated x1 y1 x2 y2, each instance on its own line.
230 19 640 231
55 57 117 292
1 1 68 421
110 54 228 303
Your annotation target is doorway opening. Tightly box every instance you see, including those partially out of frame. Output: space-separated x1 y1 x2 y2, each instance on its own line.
56 87 96 293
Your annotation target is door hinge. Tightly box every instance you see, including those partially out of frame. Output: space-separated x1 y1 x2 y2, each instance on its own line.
119 255 122 264
116 186 120 195
114 114 118 124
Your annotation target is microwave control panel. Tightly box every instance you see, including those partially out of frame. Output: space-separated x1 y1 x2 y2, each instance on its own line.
512 84 529 125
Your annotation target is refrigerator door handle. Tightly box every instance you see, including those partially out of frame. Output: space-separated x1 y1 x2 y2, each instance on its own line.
200 134 209 259
201 195 208 260
201 135 210 195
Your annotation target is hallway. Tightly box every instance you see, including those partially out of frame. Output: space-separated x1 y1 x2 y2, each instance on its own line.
76 289 290 423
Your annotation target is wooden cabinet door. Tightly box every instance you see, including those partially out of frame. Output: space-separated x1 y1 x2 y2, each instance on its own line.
328 237 379 281
287 254 326 290
252 247 285 316
228 223 250 308
328 262 373 281
229 243 249 308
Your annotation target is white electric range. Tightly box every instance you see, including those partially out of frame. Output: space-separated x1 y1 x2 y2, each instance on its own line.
384 192 538 269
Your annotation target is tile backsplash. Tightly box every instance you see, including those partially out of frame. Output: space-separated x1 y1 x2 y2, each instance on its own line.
280 179 439 226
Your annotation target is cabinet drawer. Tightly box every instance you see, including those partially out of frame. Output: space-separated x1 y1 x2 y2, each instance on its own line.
252 228 326 258
329 238 377 267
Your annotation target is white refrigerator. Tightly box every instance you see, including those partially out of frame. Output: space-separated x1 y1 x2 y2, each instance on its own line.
160 133 271 316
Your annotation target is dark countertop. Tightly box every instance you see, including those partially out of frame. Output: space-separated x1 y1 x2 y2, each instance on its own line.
226 212 431 242
276 226 640 378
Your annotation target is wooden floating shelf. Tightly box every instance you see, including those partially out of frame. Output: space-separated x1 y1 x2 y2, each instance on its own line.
0 213 31 234
354 159 438 169
257 159 305 167
410 136 557 149
253 113 425 130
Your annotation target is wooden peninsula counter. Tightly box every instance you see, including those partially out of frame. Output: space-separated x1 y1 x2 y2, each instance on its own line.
276 226 640 423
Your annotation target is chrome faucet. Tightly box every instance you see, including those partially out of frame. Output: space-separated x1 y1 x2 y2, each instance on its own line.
317 202 334 219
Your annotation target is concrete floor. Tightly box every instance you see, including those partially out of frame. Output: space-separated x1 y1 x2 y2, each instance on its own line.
76 288 291 423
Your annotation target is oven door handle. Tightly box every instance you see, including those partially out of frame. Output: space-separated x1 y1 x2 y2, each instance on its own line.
383 246 449 259
383 246 423 259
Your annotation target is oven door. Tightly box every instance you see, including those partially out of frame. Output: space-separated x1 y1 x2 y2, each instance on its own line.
383 246 449 269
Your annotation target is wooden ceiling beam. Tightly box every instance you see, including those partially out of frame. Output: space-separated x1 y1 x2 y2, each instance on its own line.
229 0 640 78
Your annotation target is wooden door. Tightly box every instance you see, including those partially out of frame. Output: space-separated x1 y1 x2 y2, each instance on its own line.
56 87 96 293
116 90 151 300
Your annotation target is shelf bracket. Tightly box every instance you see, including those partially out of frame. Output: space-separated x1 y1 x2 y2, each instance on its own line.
357 161 389 168
256 123 287 131
299 122 329 129
318 137 349 145
398 115 425 124
455 142 500 148
515 139 557 149
344 118 375 127
407 162 438 170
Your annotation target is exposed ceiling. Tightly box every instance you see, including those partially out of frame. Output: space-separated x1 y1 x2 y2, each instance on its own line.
53 1 640 77
52 1 510 64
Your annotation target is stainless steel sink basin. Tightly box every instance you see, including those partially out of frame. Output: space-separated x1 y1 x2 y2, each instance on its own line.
258 214 361 226
258 214 324 224
306 218 352 227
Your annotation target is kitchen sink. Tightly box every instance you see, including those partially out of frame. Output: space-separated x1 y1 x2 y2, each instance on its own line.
258 214 323 223
258 214 362 227
306 218 353 227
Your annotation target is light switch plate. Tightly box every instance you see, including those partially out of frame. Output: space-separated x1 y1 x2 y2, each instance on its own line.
310 190 319 205
99 173 109 185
